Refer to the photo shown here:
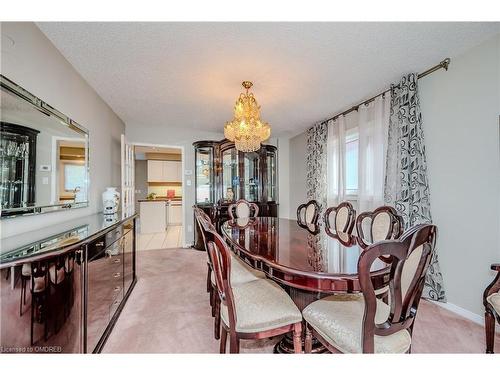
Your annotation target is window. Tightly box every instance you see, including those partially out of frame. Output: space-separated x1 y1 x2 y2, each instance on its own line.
345 129 359 196
64 163 85 191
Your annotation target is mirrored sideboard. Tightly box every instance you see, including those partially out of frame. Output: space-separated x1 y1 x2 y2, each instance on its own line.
0 213 137 353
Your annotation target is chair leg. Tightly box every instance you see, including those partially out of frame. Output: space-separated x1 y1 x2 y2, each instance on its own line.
220 327 227 353
485 310 496 353
20 278 25 316
304 323 312 354
211 289 216 317
206 265 211 293
30 295 35 346
229 333 240 354
214 296 221 340
293 322 302 354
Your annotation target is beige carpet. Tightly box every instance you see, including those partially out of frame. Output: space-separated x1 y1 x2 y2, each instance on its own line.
102 248 500 353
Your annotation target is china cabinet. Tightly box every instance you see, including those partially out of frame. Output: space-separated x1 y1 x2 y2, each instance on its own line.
0 122 39 215
193 139 278 250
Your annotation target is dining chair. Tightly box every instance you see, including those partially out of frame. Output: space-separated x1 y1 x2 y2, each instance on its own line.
228 199 259 220
324 202 356 245
20 263 31 316
206 227 303 353
484 263 500 353
194 207 219 313
356 206 404 249
297 200 320 226
194 207 265 340
303 223 437 353
49 255 67 333
30 261 49 345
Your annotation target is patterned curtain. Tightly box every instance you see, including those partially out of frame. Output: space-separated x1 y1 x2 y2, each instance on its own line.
385 73 446 302
306 122 328 210
306 123 329 256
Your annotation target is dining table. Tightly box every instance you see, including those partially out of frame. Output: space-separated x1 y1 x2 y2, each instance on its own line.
220 216 390 353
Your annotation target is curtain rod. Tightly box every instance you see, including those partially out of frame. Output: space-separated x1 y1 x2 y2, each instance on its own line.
320 58 451 125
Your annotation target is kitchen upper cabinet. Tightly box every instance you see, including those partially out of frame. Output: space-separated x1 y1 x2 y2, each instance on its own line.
147 160 182 182
147 160 164 182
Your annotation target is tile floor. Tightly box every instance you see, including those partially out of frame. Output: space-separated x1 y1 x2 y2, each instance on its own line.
137 225 183 250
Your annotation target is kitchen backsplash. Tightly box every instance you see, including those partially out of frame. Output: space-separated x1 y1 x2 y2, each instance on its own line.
148 185 182 197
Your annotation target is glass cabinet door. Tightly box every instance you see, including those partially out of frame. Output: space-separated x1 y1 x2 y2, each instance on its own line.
244 151 260 202
221 148 239 203
266 150 277 202
0 132 30 209
195 146 214 204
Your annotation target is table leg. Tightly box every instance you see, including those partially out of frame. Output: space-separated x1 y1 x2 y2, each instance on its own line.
273 331 326 354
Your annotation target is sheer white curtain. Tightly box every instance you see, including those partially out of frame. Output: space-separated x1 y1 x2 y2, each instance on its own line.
357 95 390 213
326 115 346 207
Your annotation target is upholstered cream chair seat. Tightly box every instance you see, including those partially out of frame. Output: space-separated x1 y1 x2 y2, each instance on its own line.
487 292 500 314
303 294 411 353
220 278 302 333
32 276 47 292
49 265 66 284
210 253 265 286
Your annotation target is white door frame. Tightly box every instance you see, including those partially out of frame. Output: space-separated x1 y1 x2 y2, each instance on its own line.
131 142 186 248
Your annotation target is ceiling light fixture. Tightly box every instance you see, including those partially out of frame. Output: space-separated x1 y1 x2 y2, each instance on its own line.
224 81 271 152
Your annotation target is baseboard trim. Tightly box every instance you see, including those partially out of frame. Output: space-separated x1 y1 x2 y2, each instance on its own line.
429 300 500 329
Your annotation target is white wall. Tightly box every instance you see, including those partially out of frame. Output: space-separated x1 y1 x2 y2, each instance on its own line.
0 22 125 238
288 131 308 219
277 137 291 219
419 33 500 316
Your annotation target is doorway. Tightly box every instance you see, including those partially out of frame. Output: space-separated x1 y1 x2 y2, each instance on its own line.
132 144 185 250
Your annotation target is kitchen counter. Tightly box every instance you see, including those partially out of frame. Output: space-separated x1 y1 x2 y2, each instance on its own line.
137 197 182 202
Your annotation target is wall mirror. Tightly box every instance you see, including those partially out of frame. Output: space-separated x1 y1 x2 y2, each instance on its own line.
0 75 89 218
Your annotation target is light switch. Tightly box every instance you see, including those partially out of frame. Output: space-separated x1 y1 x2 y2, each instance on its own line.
186 179 192 186
42 177 49 185
185 169 192 175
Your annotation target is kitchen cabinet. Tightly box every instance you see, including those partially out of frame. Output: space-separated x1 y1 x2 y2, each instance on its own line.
147 160 182 182
139 200 167 233
168 203 182 225
147 160 164 182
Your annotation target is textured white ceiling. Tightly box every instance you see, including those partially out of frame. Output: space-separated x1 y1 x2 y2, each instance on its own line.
36 22 500 137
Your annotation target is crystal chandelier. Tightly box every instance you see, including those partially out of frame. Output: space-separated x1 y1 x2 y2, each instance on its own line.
224 81 271 152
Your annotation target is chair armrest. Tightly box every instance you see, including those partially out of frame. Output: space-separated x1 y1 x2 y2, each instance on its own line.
491 264 500 271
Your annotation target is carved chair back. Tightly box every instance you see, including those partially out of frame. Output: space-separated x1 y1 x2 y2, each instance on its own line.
228 199 259 220
30 261 48 293
194 207 216 252
297 200 320 226
324 202 356 244
356 206 404 249
206 228 238 331
357 223 437 353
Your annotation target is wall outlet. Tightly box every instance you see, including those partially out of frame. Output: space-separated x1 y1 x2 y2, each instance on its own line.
186 179 192 186
187 225 193 232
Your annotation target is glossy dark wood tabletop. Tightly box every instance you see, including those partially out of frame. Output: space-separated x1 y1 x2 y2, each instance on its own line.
221 217 390 293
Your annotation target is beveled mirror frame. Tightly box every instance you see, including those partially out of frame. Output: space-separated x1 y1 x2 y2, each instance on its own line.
0 74 90 218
